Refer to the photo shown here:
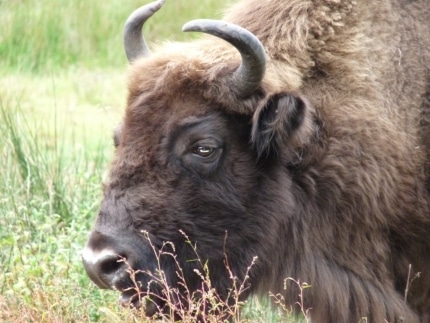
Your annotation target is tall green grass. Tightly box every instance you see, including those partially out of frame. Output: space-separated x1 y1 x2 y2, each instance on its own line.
0 0 232 73
0 95 111 321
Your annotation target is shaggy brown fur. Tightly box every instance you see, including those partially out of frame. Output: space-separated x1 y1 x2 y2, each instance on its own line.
84 0 430 322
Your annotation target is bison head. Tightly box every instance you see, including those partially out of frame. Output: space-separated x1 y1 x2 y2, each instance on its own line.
82 0 316 317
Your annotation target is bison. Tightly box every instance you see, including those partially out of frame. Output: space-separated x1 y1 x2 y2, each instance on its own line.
82 0 430 321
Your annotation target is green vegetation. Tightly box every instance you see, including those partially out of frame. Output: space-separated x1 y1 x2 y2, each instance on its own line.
0 0 305 321
0 0 231 73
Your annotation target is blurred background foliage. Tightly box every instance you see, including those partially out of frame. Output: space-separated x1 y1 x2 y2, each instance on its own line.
0 0 231 73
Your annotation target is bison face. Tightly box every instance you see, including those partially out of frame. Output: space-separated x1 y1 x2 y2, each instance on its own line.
82 88 313 315
82 1 316 316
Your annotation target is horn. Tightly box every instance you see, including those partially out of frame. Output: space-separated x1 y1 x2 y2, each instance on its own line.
182 19 266 98
123 0 165 62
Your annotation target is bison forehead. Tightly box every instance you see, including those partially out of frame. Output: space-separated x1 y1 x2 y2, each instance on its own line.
126 42 268 116
128 49 232 100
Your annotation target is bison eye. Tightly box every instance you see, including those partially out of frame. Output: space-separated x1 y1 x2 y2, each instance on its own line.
193 146 215 158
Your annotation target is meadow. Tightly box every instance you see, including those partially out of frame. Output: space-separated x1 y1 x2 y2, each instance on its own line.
0 0 302 321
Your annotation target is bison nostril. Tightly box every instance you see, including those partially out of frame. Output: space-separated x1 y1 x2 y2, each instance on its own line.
82 247 129 289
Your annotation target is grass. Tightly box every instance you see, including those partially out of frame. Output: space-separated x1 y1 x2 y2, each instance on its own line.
0 89 116 321
0 0 233 73
0 0 305 321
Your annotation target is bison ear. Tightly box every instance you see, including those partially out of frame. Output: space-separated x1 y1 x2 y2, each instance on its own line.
251 93 312 161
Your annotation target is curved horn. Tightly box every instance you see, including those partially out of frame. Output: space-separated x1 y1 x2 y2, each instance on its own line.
182 19 266 98
123 0 165 62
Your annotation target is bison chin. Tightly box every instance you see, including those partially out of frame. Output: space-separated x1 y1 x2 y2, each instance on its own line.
118 287 166 318
109 258 178 318
114 258 233 320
